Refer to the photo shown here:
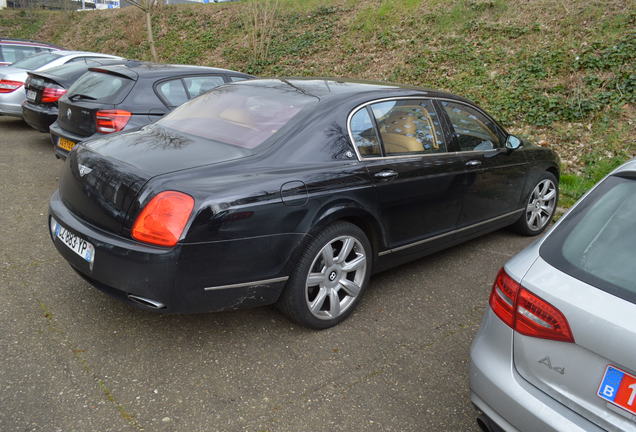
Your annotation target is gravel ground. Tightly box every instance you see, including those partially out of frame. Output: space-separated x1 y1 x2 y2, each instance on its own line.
0 116 535 432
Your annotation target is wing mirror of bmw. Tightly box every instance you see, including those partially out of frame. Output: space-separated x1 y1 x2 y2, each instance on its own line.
505 135 522 150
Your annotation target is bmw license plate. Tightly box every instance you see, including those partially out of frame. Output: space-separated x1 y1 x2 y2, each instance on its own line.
598 365 636 415
57 137 76 152
50 217 95 264
26 89 37 101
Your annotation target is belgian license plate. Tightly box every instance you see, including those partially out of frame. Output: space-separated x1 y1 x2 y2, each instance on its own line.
57 137 76 152
50 217 95 264
26 89 36 101
598 365 636 415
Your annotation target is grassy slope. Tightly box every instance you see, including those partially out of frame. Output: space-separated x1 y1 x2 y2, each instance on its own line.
2 0 634 205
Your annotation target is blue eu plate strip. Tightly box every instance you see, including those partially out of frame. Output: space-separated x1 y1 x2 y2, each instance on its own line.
598 366 624 402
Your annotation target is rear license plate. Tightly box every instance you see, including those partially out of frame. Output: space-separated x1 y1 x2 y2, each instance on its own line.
50 217 95 264
57 137 76 152
26 89 37 101
598 365 636 415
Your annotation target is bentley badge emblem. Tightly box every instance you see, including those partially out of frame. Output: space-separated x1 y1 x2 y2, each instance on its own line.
78 164 93 177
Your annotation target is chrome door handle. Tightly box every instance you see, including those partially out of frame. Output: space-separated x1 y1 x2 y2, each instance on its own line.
374 169 398 180
465 160 482 167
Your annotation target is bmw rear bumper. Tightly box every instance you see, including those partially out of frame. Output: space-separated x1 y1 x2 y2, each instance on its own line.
49 189 298 314
469 310 603 432
49 121 91 159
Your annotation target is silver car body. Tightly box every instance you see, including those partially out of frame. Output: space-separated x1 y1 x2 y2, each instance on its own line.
0 50 121 117
470 158 636 432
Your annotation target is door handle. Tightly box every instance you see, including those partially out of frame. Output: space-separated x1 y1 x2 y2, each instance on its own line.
465 160 482 167
374 169 398 180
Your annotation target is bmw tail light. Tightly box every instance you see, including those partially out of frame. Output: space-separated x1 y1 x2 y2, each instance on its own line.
0 80 24 93
489 268 574 343
95 109 131 134
132 191 194 247
41 84 67 103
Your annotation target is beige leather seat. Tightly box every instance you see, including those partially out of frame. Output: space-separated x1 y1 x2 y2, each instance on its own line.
219 108 256 130
380 111 425 154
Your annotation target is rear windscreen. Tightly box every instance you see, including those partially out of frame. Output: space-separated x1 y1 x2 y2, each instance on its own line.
540 174 636 303
10 52 61 70
66 71 134 104
38 60 104 79
156 82 318 150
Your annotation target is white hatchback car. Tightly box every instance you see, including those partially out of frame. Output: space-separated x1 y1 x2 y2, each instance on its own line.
0 50 121 117
470 158 636 432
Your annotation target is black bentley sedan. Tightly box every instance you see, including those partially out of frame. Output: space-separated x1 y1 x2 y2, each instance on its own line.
49 61 253 159
49 78 559 329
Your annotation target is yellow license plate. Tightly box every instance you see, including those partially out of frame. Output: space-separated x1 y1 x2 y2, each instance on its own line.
57 137 76 151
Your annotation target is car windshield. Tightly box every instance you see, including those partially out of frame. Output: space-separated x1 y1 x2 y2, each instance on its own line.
11 52 61 70
157 80 318 150
540 174 636 303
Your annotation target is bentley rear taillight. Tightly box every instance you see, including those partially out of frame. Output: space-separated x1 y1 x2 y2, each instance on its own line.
489 268 574 343
131 191 194 247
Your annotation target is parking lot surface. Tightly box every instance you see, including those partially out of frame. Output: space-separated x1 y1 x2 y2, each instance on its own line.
0 116 536 432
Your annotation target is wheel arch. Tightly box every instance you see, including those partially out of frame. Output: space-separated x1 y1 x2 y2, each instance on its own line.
309 203 386 259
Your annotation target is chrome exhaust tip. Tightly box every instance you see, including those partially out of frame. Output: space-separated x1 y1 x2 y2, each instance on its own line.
127 294 165 309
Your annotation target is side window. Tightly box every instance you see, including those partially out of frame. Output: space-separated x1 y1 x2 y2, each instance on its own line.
182 75 225 99
229 76 249 82
156 79 189 107
441 101 501 151
371 99 446 156
350 108 382 158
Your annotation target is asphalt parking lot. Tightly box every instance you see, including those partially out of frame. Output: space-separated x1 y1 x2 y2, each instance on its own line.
0 115 536 432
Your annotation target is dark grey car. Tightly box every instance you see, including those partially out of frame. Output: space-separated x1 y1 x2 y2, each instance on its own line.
49 61 253 158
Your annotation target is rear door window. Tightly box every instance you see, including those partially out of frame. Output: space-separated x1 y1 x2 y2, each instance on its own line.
441 101 502 151
156 79 189 108
371 99 446 156
183 75 225 98
66 71 134 104
540 174 636 304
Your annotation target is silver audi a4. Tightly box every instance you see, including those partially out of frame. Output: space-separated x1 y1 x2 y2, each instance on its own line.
470 158 636 432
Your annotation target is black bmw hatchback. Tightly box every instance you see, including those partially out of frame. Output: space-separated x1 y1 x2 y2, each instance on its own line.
22 58 128 132
49 61 252 158
49 78 560 329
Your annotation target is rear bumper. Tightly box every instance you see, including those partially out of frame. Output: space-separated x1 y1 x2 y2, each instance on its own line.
49 121 93 159
469 310 603 432
0 90 24 117
49 189 297 314
22 101 57 132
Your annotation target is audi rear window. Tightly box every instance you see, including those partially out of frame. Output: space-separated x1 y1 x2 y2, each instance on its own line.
156 81 318 150
540 174 636 304
10 52 61 70
66 71 134 104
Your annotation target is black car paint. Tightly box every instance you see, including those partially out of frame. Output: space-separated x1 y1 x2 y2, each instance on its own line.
49 62 253 159
49 79 559 314
22 59 129 132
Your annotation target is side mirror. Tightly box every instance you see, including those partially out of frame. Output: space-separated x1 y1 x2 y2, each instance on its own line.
505 135 522 150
